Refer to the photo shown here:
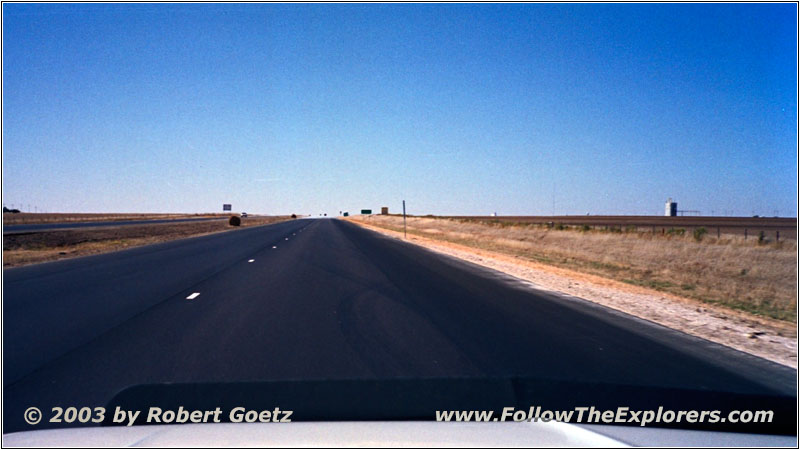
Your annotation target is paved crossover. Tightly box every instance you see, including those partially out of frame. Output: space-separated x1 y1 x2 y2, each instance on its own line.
3 219 796 433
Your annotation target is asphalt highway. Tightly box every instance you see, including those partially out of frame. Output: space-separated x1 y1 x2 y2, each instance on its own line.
3 219 796 433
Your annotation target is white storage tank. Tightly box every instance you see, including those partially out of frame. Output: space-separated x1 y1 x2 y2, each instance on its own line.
665 198 677 216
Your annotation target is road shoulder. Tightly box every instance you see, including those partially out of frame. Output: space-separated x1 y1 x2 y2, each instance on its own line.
346 218 797 369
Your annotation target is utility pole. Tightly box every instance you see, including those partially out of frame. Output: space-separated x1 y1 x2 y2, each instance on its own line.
403 200 407 239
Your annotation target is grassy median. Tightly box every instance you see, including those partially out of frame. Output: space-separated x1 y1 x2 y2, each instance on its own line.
3 215 292 267
350 215 797 323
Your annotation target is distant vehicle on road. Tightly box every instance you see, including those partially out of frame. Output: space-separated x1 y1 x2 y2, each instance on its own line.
241 212 248 218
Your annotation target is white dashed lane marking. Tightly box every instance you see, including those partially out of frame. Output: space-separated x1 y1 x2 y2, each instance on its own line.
248 259 255 263
186 292 201 300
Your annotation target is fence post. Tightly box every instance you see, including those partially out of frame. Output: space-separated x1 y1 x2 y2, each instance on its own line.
776 230 780 241
744 229 748 240
717 227 720 238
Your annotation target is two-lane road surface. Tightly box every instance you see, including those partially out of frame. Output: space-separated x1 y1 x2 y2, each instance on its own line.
3 219 796 433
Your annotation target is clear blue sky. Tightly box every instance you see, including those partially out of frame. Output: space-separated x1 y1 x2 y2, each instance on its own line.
3 3 797 216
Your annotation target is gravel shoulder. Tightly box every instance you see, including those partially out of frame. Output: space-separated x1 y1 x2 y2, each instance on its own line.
347 218 797 369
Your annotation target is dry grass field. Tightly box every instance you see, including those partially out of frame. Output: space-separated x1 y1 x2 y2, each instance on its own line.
441 215 797 240
352 215 797 323
3 215 292 267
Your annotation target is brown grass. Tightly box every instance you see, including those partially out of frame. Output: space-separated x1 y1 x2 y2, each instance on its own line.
3 212 229 225
3 216 291 267
434 215 797 240
351 215 798 323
